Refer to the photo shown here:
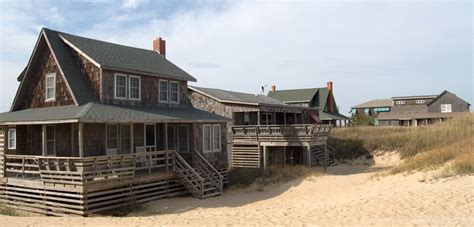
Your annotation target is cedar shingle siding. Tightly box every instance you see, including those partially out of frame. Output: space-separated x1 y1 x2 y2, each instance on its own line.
428 92 470 113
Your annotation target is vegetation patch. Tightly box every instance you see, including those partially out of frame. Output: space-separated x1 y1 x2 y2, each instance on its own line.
0 206 18 216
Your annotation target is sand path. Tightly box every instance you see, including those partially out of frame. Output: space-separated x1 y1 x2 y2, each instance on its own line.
1 153 473 226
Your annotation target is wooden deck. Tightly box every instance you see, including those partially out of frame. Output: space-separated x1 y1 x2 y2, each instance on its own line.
231 124 331 169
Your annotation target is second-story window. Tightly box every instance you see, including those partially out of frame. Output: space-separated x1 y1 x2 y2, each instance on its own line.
115 74 127 99
129 76 140 100
159 80 169 102
416 100 425 104
441 104 452 113
169 81 179 103
395 100 405 105
45 73 56 101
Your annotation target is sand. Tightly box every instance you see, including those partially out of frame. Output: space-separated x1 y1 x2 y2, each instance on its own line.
1 152 473 226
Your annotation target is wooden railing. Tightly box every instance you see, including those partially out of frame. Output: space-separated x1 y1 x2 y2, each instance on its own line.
232 124 331 142
194 151 224 195
4 155 41 178
171 150 205 198
135 150 173 173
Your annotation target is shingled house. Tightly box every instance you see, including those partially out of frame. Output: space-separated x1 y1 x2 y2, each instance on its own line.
0 28 231 216
351 90 470 126
267 82 350 127
188 86 334 170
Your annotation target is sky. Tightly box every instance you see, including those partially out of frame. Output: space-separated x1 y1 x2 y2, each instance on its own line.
0 0 472 114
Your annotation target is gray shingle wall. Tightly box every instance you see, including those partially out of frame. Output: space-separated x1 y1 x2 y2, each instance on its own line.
428 92 470 113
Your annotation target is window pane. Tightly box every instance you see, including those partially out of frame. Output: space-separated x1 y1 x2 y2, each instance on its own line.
212 125 221 151
46 126 54 140
8 129 16 149
145 125 155 147
167 126 175 149
170 82 179 102
203 126 211 151
46 76 54 87
129 77 140 99
159 81 168 102
178 126 188 152
116 75 127 98
107 125 117 149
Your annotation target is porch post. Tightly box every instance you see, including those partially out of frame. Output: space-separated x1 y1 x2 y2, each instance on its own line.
262 145 267 170
283 113 287 125
42 125 46 156
164 123 168 150
283 146 287 166
324 143 328 172
130 124 134 153
257 111 261 125
306 144 311 168
294 113 297 125
78 123 84 157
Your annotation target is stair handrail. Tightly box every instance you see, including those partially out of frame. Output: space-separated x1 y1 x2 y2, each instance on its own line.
195 151 224 193
172 150 205 182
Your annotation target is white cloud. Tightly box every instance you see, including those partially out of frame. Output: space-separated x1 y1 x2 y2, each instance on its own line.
122 0 148 9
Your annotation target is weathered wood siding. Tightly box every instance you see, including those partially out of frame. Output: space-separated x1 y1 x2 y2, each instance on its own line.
72 50 101 100
22 50 75 109
393 98 435 106
0 127 4 178
428 92 470 113
101 69 189 108
194 122 228 170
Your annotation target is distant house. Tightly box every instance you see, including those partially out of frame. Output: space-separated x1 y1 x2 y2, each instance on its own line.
188 86 334 170
0 28 230 216
350 90 470 126
267 81 350 126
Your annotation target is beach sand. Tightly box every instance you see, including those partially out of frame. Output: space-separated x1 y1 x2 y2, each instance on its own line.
1 152 473 226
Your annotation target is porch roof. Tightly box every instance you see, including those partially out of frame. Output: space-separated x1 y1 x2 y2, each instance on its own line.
0 103 230 125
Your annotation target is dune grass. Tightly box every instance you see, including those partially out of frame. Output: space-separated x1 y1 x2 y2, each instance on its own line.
330 114 473 175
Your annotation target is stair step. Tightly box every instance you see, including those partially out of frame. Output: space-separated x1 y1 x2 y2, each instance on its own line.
203 192 221 198
203 187 217 192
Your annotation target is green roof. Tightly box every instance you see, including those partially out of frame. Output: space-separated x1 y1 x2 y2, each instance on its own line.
267 88 320 103
0 103 230 125
319 111 350 121
59 31 196 82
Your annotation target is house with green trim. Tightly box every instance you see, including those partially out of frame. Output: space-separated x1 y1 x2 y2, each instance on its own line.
267 81 350 126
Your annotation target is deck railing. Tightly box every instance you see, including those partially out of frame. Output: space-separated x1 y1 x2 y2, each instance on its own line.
3 150 175 187
231 124 331 142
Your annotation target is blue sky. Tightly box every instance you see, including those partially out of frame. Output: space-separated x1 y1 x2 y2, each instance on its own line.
0 0 472 113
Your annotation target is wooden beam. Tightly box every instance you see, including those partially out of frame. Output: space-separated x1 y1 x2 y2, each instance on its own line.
130 124 134 154
78 123 84 157
283 146 286 166
257 111 261 126
164 123 168 150
324 143 328 172
283 113 287 125
306 144 311 168
42 125 46 156
262 145 267 170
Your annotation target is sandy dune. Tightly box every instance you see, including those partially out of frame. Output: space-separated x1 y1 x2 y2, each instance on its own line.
1 153 473 226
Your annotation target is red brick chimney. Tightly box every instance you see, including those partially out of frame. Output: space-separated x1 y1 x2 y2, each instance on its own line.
327 81 334 112
271 85 276 93
153 37 166 57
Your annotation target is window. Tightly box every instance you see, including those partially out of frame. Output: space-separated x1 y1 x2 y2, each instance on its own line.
395 100 405 105
129 76 141 100
45 73 56 101
8 128 16 149
212 125 221 152
145 124 156 147
121 125 131 153
416 100 425 104
159 80 168 102
115 74 127 99
244 112 250 125
203 125 212 152
178 126 189 152
203 124 221 153
167 126 175 150
441 104 452 113
107 124 118 149
169 81 179 103
46 126 55 156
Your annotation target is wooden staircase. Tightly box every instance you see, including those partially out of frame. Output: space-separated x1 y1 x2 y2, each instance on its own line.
311 146 337 167
171 151 223 199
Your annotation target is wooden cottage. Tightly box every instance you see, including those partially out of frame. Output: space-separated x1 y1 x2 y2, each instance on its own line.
0 28 231 216
351 90 471 126
267 82 350 127
188 86 334 170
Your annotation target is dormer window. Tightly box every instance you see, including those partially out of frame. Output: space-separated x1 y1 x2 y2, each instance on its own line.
416 100 425 104
395 100 405 105
115 74 127 99
45 73 56 101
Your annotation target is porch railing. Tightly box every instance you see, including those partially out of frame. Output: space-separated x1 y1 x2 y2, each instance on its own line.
3 150 175 187
231 124 331 142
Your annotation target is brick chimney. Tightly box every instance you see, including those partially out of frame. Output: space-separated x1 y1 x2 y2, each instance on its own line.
153 37 166 57
327 81 334 112
271 85 276 93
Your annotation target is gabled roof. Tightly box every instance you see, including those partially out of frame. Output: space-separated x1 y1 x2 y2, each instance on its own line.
351 99 393 109
189 86 286 106
267 88 320 103
427 90 471 106
0 103 229 125
12 28 98 110
59 31 196 82
392 95 437 100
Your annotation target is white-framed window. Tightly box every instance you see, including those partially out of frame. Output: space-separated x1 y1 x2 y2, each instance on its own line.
159 80 169 102
8 128 16 149
45 73 56 101
114 74 127 99
169 81 179 103
106 124 118 150
395 100 405 105
129 75 141 100
441 104 452 113
212 124 221 152
46 125 55 156
416 100 425 104
203 124 221 153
